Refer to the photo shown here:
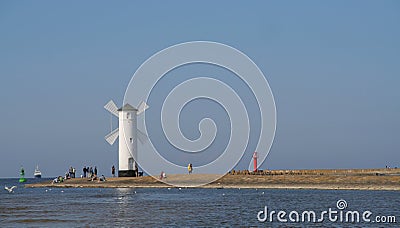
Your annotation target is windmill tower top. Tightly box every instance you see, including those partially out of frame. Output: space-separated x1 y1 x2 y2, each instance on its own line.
117 104 138 112
104 99 149 145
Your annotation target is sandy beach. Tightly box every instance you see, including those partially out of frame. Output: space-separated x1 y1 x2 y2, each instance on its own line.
25 168 400 190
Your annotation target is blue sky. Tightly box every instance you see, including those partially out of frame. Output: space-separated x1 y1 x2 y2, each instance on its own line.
0 1 399 177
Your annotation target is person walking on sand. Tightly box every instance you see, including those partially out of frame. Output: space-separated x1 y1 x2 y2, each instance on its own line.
188 163 193 174
94 166 98 176
112 165 115 177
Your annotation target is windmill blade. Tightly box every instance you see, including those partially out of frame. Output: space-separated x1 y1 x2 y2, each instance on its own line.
104 100 119 117
105 128 119 145
137 101 149 115
137 129 149 144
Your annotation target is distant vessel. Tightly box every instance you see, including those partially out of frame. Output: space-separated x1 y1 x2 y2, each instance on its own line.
19 167 27 183
34 165 42 178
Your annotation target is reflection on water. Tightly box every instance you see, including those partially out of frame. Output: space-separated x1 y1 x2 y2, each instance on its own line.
0 179 398 227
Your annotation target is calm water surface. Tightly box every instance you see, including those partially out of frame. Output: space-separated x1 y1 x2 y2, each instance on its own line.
0 178 399 227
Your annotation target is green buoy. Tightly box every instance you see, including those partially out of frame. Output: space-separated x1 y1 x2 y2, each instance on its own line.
19 167 26 183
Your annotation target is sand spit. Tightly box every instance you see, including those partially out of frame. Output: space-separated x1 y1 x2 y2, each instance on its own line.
25 168 400 191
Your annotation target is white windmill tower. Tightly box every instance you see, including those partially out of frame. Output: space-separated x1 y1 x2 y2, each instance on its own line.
104 100 148 177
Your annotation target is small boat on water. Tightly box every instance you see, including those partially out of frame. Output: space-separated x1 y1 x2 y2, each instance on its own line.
34 165 42 178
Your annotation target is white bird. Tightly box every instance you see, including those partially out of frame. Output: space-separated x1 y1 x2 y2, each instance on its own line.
4 186 17 193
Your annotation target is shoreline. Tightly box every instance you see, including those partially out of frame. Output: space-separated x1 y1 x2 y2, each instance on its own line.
25 168 400 191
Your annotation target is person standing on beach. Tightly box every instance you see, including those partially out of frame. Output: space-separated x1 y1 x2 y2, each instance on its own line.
188 163 193 174
94 166 97 176
83 166 87 178
89 167 93 178
112 165 115 177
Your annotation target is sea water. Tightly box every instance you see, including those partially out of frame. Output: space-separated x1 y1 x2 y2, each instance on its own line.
0 178 398 227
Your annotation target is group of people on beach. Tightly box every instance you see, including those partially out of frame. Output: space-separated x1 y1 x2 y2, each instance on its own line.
65 166 76 179
82 166 97 178
53 165 107 184
63 166 99 179
82 166 105 181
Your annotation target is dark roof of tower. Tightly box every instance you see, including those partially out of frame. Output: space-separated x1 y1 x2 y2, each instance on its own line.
117 103 138 111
